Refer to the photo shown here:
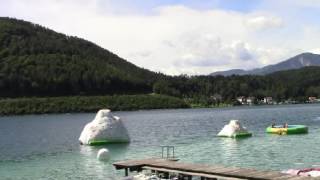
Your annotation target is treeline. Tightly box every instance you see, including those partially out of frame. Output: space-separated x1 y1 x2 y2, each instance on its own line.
0 95 189 115
153 67 320 105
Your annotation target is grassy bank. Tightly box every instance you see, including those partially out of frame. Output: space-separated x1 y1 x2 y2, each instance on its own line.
190 103 232 108
0 94 190 115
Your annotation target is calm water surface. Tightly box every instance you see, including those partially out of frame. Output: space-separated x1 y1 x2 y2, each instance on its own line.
1 104 320 179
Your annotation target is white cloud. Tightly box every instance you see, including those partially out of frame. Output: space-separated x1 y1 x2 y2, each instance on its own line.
1 0 319 75
245 16 283 30
310 48 320 54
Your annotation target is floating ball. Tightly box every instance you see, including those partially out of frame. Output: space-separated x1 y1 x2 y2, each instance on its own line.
97 148 109 161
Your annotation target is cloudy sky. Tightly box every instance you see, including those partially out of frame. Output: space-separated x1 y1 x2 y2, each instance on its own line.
1 0 320 75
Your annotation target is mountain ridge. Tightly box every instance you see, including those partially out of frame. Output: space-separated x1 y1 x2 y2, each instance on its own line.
210 52 320 76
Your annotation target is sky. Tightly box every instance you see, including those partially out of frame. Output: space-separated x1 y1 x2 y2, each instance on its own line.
1 0 320 75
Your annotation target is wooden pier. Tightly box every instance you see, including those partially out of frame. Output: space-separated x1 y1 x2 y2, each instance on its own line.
113 158 317 180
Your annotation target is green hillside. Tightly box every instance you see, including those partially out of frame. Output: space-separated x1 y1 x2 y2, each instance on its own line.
1 17 320 114
0 17 160 97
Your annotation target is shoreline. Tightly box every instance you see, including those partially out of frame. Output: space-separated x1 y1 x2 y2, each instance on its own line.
1 95 319 116
0 94 189 115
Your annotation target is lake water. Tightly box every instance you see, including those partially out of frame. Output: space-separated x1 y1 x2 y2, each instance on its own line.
1 104 320 179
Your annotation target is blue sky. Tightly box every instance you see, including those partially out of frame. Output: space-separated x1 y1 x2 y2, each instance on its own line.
97 0 262 13
1 0 320 75
90 0 265 16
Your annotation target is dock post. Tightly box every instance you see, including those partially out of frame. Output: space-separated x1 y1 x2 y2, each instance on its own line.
162 146 164 158
173 146 175 158
186 175 192 180
178 174 192 180
163 172 169 178
125 168 128 176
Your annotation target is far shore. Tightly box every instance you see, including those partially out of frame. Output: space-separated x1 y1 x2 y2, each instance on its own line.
1 94 319 116
0 94 189 115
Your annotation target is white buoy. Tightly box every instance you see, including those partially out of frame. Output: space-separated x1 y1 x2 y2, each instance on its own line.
97 148 110 161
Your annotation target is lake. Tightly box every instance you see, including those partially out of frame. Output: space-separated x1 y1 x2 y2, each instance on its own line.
1 104 320 179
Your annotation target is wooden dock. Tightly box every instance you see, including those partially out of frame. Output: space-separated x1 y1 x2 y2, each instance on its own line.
113 158 318 180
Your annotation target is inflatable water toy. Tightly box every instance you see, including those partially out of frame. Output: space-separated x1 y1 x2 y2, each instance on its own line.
229 132 252 138
266 125 308 135
218 120 252 138
79 109 130 145
88 139 129 146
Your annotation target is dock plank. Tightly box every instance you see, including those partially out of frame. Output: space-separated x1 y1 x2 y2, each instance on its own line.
143 166 244 180
113 158 319 180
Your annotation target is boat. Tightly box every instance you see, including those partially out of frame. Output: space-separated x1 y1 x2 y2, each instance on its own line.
266 125 308 135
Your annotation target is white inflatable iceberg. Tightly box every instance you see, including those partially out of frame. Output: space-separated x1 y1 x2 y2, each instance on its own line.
217 120 252 138
79 109 130 145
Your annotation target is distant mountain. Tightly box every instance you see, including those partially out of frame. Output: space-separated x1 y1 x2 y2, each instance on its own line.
0 17 160 97
210 53 320 76
209 69 247 76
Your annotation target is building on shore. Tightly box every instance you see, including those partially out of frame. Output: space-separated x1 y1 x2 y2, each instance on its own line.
236 96 246 105
246 97 255 105
308 96 319 103
236 96 255 105
263 97 273 104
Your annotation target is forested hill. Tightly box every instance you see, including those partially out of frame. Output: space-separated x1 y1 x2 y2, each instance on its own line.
0 17 160 97
153 66 320 103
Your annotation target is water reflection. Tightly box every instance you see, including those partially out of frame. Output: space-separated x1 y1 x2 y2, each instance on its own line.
218 138 240 163
79 144 127 179
79 144 129 160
